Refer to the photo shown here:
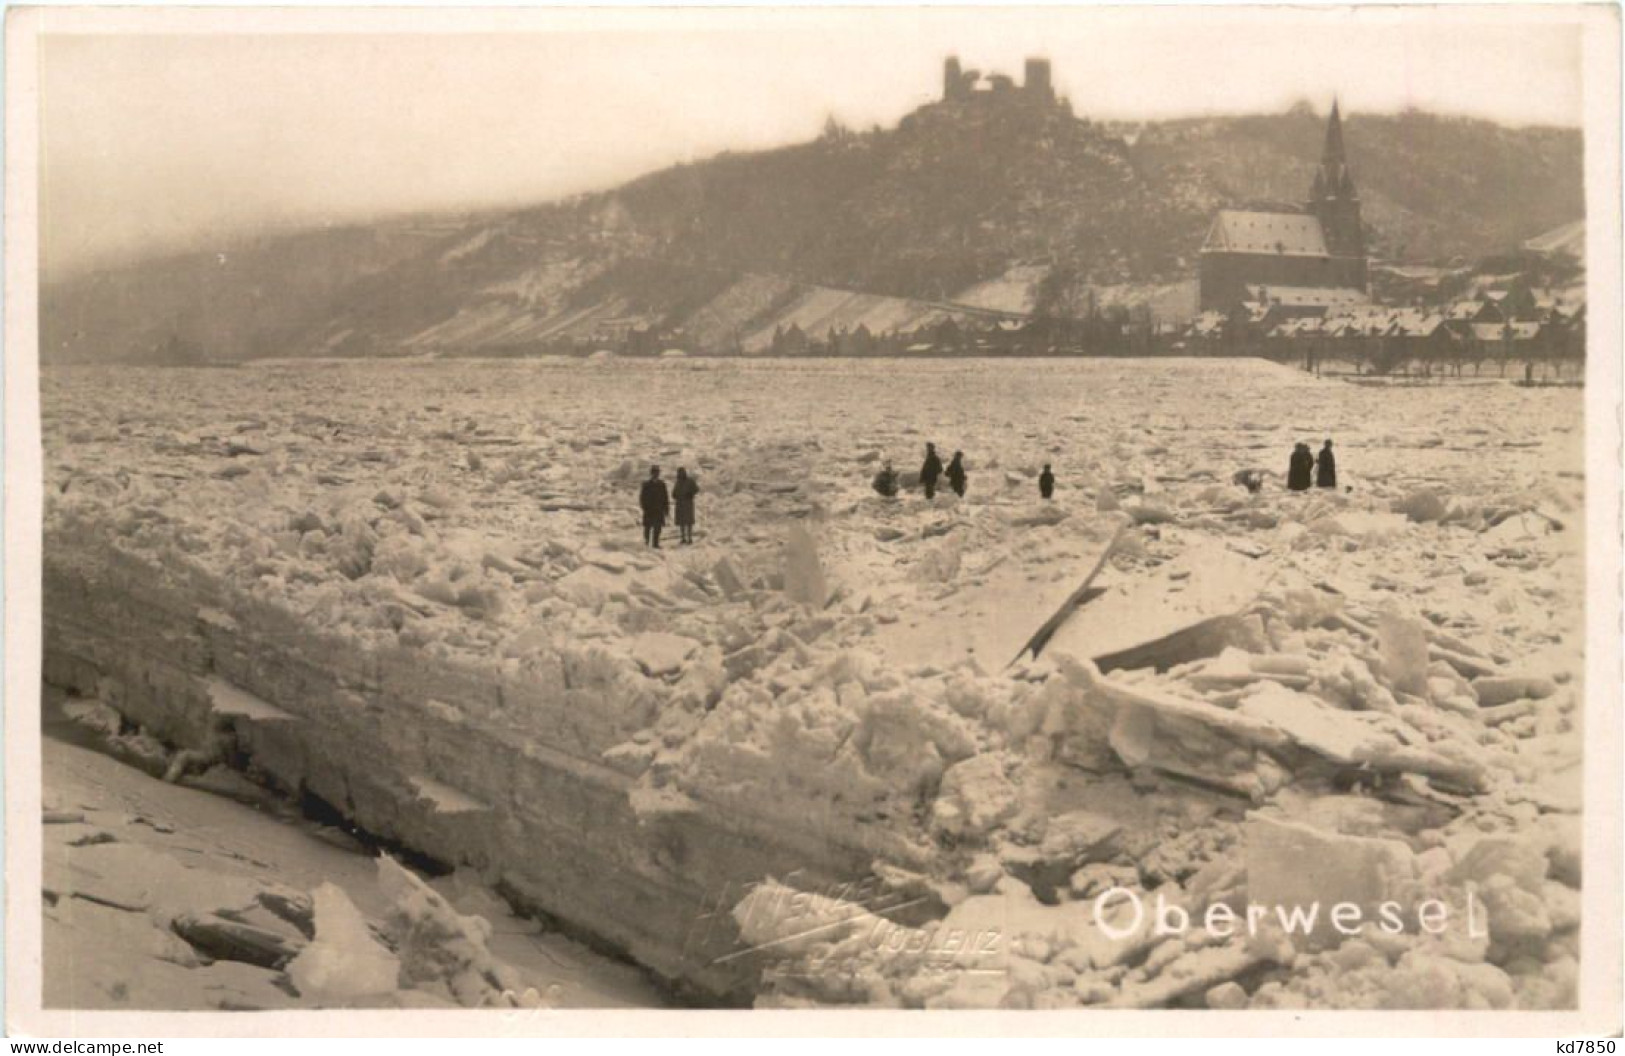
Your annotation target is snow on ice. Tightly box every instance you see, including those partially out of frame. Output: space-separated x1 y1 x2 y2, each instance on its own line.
41 357 1587 1009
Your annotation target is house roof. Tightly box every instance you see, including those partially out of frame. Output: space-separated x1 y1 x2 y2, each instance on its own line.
1268 317 1325 338
1390 310 1448 337
1318 305 1401 336
1253 301 1513 342
1374 263 1468 282
1202 210 1329 257
1471 321 1542 342
1533 289 1586 314
1444 300 1491 321
1523 219 1584 258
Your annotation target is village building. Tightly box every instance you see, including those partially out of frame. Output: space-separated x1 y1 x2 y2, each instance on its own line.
1198 102 1370 311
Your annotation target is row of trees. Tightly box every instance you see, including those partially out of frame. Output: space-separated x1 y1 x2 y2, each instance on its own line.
764 305 1163 358
1274 327 1586 380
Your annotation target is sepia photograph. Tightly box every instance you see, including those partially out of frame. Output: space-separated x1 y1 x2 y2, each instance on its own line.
4 3 1621 1036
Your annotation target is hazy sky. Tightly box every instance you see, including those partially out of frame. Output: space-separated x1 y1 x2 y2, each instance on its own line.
37 7 1587 277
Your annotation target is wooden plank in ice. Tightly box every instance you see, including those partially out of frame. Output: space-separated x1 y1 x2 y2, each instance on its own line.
1009 525 1124 667
870 529 1119 672
1045 541 1277 673
205 677 299 722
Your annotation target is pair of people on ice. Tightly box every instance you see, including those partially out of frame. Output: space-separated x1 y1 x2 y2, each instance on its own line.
638 466 699 547
872 447 1054 501
1287 440 1337 492
872 443 967 499
871 438 968 497
918 443 967 499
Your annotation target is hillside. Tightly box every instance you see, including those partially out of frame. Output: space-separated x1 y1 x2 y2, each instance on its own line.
1130 105 1584 263
41 96 1582 362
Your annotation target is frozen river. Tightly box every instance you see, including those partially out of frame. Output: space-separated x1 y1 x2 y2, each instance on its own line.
39 357 1589 1010
43 356 1584 528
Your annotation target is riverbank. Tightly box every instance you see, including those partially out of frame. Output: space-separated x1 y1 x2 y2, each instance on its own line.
41 704 670 1010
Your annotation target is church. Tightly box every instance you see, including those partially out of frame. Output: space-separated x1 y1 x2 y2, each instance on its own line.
1198 103 1370 312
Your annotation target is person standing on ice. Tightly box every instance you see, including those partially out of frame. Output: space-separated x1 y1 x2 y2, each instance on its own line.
1287 443 1314 492
945 451 967 498
639 466 670 548
672 467 699 545
872 461 899 498
920 443 944 500
1039 464 1055 500
1315 439 1337 489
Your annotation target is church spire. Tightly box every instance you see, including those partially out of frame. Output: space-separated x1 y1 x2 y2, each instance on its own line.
1322 98 1347 167
1312 98 1356 202
1306 98 1364 263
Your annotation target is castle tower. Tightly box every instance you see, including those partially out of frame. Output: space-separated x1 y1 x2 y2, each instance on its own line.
1024 57 1054 101
944 56 965 101
1307 100 1365 261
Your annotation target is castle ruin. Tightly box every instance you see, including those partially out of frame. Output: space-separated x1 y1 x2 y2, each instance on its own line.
942 55 1059 106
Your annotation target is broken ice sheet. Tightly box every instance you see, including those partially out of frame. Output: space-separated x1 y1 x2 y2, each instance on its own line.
40 359 1588 1011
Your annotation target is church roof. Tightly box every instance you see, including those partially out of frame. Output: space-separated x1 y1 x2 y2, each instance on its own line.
1244 284 1367 308
1202 210 1329 257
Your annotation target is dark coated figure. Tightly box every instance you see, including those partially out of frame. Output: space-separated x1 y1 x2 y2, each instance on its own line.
920 443 944 500
672 467 699 545
1315 440 1337 489
1039 463 1055 500
872 461 899 498
639 465 670 548
946 451 967 498
1287 443 1314 492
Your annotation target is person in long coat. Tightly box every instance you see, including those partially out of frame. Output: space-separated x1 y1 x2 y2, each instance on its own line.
920 443 944 500
1039 463 1055 499
672 467 699 544
639 466 670 548
1287 443 1314 492
1315 440 1337 489
946 451 967 498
